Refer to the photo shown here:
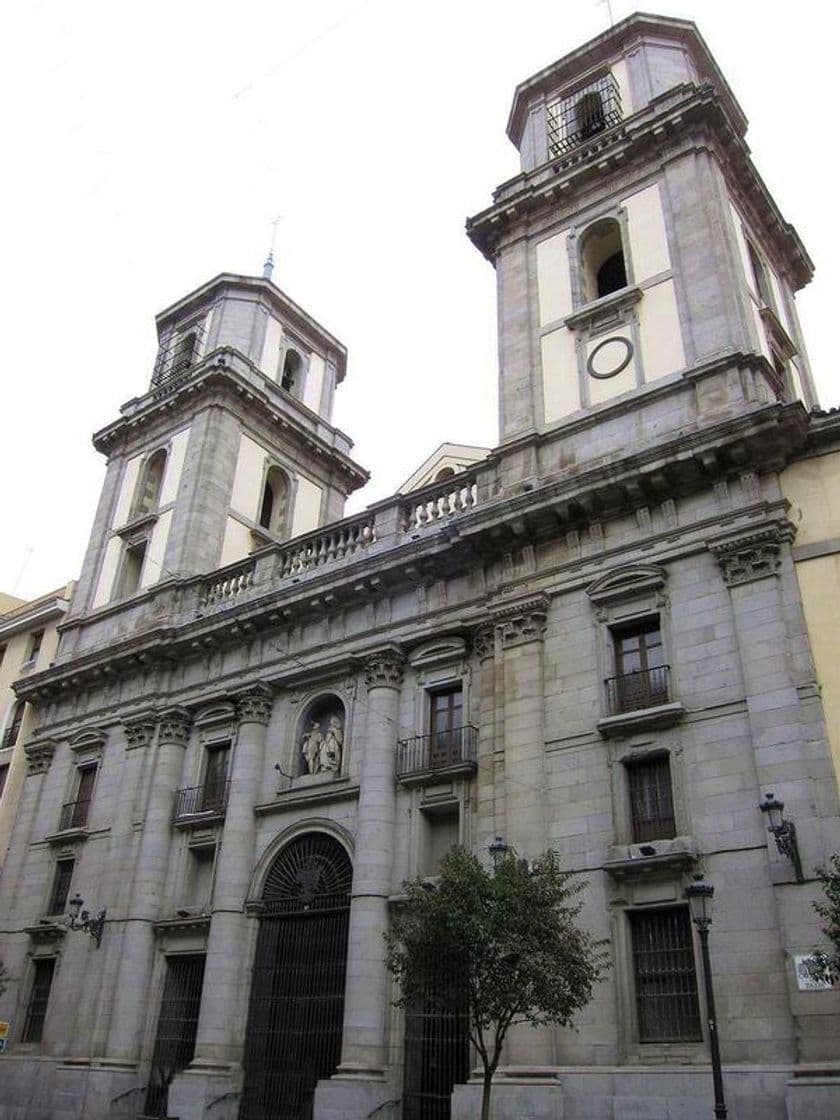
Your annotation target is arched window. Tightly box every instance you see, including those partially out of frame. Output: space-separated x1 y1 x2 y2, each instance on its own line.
171 331 197 374
575 91 606 140
580 218 627 302
434 466 456 483
135 449 168 517
281 349 302 395
258 465 290 537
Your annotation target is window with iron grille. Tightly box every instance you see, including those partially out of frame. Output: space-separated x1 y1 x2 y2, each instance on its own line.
144 954 206 1118
47 857 74 915
630 908 701 1042
626 755 676 843
547 72 622 158
22 957 57 1043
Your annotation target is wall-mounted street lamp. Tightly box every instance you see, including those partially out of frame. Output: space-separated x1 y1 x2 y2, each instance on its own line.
488 835 509 872
67 894 106 948
684 874 727 1120
759 793 804 882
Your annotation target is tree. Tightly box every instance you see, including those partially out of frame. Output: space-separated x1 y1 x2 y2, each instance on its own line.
385 845 609 1120
809 853 840 983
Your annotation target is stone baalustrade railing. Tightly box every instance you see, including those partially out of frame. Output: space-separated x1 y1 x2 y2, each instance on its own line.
277 514 377 577
198 559 256 609
400 473 479 532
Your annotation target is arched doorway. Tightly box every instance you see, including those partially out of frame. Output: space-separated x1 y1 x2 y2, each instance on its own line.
239 833 353 1120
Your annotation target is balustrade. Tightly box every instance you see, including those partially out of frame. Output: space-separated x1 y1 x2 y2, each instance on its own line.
401 475 478 532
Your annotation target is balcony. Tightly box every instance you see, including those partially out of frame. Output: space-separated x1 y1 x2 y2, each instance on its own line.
58 798 91 832
396 726 478 786
172 781 229 825
598 666 685 737
547 72 622 159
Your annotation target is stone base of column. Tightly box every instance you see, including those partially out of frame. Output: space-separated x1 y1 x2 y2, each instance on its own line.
314 1070 398 1120
168 1061 241 1120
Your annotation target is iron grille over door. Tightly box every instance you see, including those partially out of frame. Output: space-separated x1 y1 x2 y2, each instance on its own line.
402 950 470 1120
630 908 701 1042
144 953 206 1118
240 833 353 1120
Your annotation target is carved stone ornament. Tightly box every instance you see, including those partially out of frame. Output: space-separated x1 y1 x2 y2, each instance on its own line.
472 623 496 662
493 595 550 649
123 716 156 751
157 707 192 746
24 739 56 776
364 648 405 691
709 524 795 587
237 684 274 726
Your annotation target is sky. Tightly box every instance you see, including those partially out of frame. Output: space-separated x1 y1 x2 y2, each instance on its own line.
1 0 835 600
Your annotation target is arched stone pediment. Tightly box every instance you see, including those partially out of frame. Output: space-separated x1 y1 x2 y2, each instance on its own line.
585 564 667 604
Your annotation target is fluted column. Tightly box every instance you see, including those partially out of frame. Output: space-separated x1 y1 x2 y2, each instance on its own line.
473 623 502 849
192 683 273 1066
337 647 404 1076
495 596 554 1068
106 709 189 1061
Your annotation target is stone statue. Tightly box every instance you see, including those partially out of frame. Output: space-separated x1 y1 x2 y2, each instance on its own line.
301 720 324 774
321 715 343 772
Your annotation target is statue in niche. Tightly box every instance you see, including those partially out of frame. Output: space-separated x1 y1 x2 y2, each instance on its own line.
301 720 324 774
321 715 343 772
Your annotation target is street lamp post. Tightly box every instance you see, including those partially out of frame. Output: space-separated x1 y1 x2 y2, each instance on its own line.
684 874 727 1120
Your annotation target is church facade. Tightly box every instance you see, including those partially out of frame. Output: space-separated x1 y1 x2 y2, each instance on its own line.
1 13 839 1120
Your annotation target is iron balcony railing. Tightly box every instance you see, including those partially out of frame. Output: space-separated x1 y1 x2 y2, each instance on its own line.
172 781 230 822
58 798 91 831
396 726 478 781
605 665 670 716
547 71 622 158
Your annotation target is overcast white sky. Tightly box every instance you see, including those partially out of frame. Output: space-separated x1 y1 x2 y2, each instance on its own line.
1 0 834 600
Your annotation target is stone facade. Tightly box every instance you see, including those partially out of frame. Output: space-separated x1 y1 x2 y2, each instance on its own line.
0 13 839 1120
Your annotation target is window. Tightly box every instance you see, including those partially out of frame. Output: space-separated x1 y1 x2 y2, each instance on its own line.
3 701 26 749
24 629 44 667
626 755 676 843
0 643 6 667
747 240 772 307
281 348 302 394
171 331 198 374
114 540 148 600
0 763 9 799
201 744 230 811
547 71 622 157
22 958 57 1043
134 449 168 517
61 763 97 830
630 908 701 1042
144 955 206 1118
47 857 75 915
608 618 668 713
258 465 290 537
580 218 627 302
430 685 464 768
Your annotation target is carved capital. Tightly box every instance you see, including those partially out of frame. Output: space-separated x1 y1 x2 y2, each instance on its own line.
364 648 405 691
473 623 496 662
24 739 56 776
493 595 550 649
236 684 274 726
124 714 157 751
709 523 795 587
157 707 192 746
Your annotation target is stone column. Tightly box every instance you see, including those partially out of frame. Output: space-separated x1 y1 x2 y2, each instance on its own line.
191 683 273 1067
106 709 190 1061
495 596 554 1069
473 623 502 850
337 646 404 1077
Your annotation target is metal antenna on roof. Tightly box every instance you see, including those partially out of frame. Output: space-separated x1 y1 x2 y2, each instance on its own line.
598 0 615 26
262 215 283 280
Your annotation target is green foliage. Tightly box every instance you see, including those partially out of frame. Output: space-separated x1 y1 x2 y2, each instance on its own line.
385 846 608 1117
811 853 840 982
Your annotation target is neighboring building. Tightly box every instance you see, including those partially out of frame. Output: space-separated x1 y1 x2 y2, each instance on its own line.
1 13 839 1120
0 583 75 867
782 411 840 784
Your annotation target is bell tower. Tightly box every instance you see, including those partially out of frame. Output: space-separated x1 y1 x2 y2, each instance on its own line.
468 13 816 454
68 273 368 622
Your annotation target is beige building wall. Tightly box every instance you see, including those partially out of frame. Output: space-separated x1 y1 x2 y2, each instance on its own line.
0 583 75 865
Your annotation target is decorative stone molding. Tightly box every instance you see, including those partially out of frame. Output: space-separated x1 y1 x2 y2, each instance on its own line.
709 523 795 587
236 684 274 726
493 595 550 648
364 648 405 691
123 715 156 751
586 564 667 604
24 739 56 776
157 707 192 746
25 921 67 945
472 623 496 661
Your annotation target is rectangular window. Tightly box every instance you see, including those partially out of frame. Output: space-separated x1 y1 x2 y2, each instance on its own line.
2 701 26 749
61 764 97 829
201 744 230 811
627 756 676 843
115 540 148 600
0 763 9 800
429 686 464 768
747 240 772 307
47 858 75 915
22 958 57 1043
22 629 44 668
630 908 701 1042
0 643 6 667
144 954 206 1117
609 618 668 713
